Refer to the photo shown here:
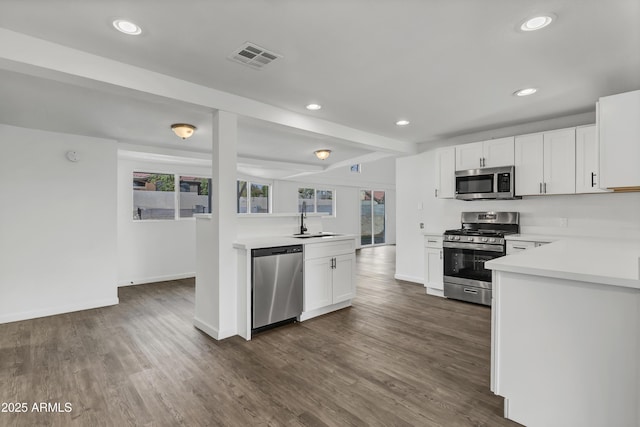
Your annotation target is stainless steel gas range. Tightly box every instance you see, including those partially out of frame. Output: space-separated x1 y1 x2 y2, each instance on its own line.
443 212 519 306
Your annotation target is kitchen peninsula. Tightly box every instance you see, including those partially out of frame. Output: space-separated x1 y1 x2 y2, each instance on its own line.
486 237 640 427
194 213 357 341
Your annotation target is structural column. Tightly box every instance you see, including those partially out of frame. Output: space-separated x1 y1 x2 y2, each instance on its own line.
194 110 238 339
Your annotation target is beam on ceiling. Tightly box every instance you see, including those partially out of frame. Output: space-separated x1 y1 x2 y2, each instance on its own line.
0 28 417 155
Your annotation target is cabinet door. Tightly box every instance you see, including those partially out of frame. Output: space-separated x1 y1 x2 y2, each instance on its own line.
425 247 443 291
543 128 576 195
576 125 606 194
599 90 640 189
435 147 456 198
332 254 355 303
514 133 544 196
455 142 483 170
304 257 332 312
483 137 515 168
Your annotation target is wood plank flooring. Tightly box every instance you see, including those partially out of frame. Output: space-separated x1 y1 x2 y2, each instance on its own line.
0 246 520 426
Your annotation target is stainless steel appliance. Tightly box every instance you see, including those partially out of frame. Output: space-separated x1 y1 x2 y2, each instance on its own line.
443 212 519 305
252 245 303 332
455 166 519 200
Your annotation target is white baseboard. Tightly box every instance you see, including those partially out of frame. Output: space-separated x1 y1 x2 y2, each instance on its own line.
426 287 445 298
0 297 119 325
118 272 195 287
193 317 219 339
299 300 352 322
193 317 236 340
394 273 424 284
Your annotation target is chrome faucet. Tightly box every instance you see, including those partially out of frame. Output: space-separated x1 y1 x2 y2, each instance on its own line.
300 201 307 235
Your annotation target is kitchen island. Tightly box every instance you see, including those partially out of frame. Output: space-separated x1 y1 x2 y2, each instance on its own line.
486 237 640 427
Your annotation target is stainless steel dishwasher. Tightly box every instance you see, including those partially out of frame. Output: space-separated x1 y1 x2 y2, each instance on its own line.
252 245 303 332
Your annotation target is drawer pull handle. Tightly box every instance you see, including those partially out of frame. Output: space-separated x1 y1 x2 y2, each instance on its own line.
512 246 527 250
463 288 478 294
427 240 438 244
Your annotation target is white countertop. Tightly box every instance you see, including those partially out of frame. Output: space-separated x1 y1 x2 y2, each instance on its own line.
233 234 357 250
505 233 560 242
486 237 640 290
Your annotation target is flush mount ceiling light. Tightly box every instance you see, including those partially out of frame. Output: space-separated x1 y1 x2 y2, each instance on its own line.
513 88 538 97
171 123 196 139
520 15 555 32
306 103 322 111
112 19 142 35
395 119 410 126
314 149 331 160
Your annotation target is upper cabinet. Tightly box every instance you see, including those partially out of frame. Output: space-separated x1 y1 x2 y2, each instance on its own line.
435 147 455 199
598 90 640 190
455 137 515 171
575 125 607 194
515 128 576 196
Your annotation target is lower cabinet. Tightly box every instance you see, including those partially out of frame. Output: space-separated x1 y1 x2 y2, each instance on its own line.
424 234 444 297
302 239 356 320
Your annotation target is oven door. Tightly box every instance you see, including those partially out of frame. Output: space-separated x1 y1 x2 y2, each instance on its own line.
443 242 504 289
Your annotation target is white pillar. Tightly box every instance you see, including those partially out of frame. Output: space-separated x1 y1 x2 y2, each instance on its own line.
194 110 238 339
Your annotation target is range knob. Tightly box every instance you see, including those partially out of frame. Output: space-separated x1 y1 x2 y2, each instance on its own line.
489 238 496 243
481 237 488 242
448 235 455 240
454 236 460 241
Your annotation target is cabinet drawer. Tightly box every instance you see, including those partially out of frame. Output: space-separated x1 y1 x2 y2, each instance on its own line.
305 239 356 260
506 241 535 254
424 235 443 249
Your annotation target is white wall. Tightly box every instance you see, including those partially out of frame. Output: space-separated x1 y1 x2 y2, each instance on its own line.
0 125 118 323
117 155 211 285
396 144 640 284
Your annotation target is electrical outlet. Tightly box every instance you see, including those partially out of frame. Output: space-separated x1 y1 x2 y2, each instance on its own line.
560 218 568 227
419 222 424 229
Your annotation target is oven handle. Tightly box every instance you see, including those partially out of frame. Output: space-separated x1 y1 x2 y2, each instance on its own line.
443 242 505 252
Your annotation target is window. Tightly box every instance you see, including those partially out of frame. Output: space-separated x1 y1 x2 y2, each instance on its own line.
133 172 175 220
179 176 211 218
298 187 334 215
238 180 271 214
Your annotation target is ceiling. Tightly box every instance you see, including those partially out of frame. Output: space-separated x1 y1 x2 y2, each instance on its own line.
0 0 638 177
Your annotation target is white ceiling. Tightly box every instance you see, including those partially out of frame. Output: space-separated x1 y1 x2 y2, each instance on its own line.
0 0 638 176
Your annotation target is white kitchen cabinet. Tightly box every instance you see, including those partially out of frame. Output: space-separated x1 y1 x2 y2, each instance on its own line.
598 89 640 189
455 137 515 170
302 239 356 320
576 125 607 194
514 128 576 196
435 147 455 199
424 234 444 297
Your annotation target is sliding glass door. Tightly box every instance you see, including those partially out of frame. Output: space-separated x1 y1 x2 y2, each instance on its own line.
360 190 386 246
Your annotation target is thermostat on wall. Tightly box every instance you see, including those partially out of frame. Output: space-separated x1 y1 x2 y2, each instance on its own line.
66 151 80 162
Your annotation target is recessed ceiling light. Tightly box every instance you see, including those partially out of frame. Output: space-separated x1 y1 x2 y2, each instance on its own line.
112 19 142 35
513 88 538 97
306 103 322 111
520 15 554 32
395 120 410 126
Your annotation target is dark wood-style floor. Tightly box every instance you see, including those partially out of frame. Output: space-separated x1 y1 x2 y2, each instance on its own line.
0 246 520 426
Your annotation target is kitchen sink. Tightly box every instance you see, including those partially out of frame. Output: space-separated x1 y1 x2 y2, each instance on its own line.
292 232 342 239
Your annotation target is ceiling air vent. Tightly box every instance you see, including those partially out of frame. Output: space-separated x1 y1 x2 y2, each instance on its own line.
228 42 282 70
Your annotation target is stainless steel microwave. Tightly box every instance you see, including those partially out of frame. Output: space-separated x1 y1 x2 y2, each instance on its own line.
455 166 519 200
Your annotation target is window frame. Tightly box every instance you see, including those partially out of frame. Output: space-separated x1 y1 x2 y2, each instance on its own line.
298 187 336 217
237 179 273 214
132 171 212 222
